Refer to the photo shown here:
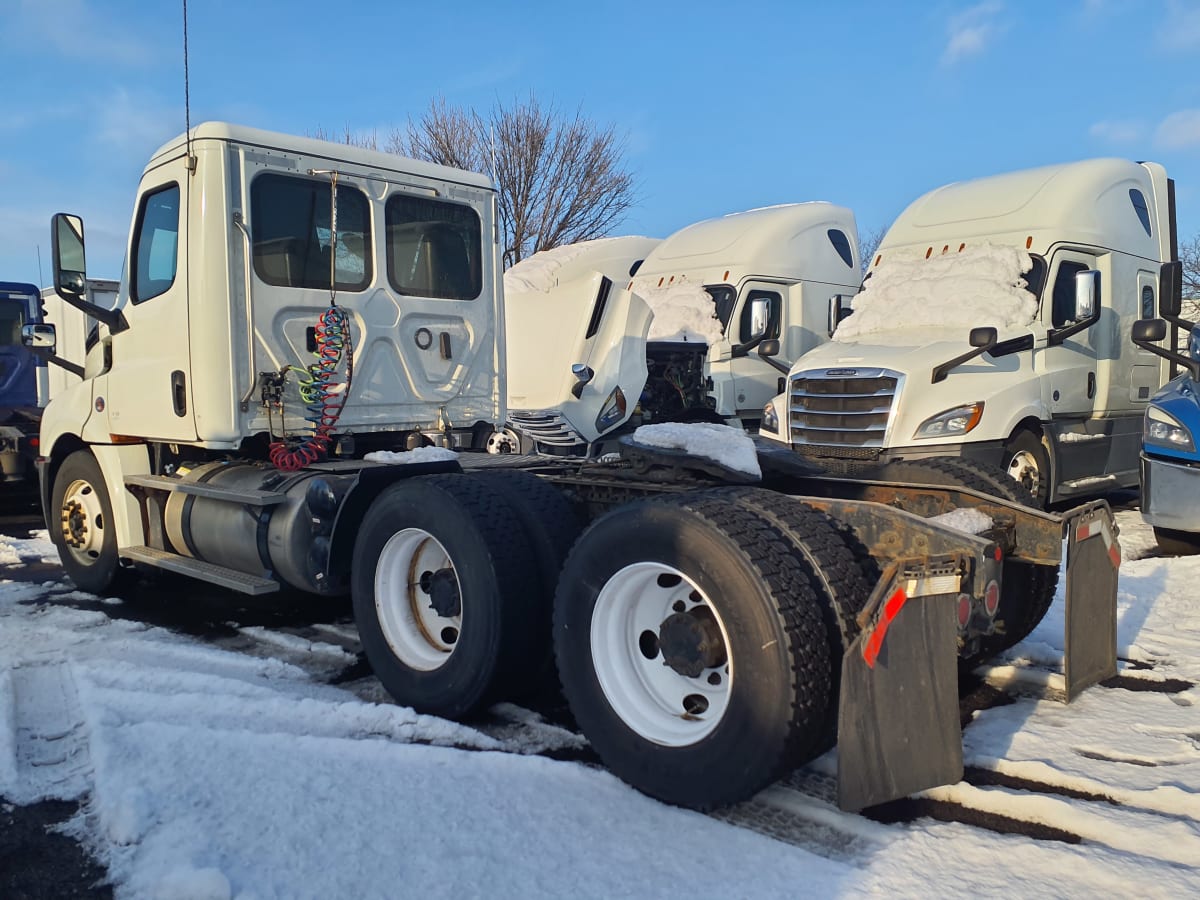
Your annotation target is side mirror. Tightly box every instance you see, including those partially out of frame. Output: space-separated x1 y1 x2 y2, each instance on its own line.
52 213 87 301
827 295 852 336
22 323 57 352
1132 317 1200 381
1131 318 1167 343
1074 270 1100 322
1160 261 1183 318
748 297 770 339
969 326 998 348
570 363 594 399
758 338 781 358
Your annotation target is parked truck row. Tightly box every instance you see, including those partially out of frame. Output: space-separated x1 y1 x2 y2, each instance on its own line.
24 123 1123 813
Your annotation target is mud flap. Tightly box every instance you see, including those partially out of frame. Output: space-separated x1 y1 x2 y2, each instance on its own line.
836 584 962 812
1064 509 1119 701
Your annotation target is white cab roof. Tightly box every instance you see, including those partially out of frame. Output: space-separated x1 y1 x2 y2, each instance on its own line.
638 203 859 285
879 158 1168 263
148 121 495 190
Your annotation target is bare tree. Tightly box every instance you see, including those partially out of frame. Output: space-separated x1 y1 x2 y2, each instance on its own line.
309 125 379 150
857 225 887 275
1179 233 1200 323
388 95 637 267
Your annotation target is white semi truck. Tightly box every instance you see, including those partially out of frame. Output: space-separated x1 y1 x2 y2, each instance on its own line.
761 159 1177 507
26 123 1120 813
504 204 860 454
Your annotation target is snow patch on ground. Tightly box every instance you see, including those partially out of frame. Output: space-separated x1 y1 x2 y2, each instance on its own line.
837 243 1037 341
0 530 59 566
632 423 760 477
364 447 459 465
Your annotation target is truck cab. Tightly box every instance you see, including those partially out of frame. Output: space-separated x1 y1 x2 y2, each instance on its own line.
33 122 503 565
506 204 860 454
0 281 43 484
761 159 1176 506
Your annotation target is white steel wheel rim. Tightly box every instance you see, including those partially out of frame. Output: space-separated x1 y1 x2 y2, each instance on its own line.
1007 450 1042 495
591 562 733 747
60 478 107 561
374 528 462 672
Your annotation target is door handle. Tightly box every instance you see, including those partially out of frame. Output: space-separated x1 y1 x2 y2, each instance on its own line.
171 370 187 417
1087 372 1096 400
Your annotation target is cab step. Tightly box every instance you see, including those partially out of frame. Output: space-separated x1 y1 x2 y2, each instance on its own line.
120 545 280 595
124 473 287 507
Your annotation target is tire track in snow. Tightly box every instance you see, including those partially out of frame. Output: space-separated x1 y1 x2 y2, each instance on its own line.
8 661 92 804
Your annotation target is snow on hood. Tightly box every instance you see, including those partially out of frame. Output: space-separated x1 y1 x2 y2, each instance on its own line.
836 243 1037 342
633 281 724 344
504 238 640 294
633 422 760 477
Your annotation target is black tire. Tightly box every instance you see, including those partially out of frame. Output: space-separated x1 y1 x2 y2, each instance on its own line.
470 468 583 694
553 494 832 810
49 450 133 594
868 457 1059 661
351 474 540 720
1002 429 1052 508
704 487 872 750
1153 526 1200 556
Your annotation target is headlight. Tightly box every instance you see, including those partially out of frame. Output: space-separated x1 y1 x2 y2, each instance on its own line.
1145 406 1194 452
761 400 780 434
595 386 627 434
914 402 984 439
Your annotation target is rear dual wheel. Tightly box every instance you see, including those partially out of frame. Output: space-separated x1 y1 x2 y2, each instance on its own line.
869 457 1059 661
553 492 848 810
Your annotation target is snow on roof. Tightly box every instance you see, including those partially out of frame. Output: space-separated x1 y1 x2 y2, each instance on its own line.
632 422 760 477
503 236 660 295
835 243 1037 341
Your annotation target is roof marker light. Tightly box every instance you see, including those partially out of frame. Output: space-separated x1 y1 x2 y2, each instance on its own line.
958 243 966 252
925 247 933 259
1026 236 1033 249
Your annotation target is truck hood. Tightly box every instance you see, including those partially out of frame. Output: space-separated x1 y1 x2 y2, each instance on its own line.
794 327 993 378
1147 373 1200 463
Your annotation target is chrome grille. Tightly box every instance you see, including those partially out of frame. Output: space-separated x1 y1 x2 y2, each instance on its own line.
789 369 901 447
509 411 584 448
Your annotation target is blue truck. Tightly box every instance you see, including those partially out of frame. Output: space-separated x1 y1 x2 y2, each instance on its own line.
0 281 45 489
1132 280 1200 555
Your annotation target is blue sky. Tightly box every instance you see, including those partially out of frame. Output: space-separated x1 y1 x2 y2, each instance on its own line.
2 0 1200 287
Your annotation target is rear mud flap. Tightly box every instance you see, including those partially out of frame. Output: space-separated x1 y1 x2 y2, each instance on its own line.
837 588 962 812
1064 509 1119 700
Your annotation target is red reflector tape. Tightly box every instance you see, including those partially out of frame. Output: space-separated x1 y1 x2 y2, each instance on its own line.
863 588 908 669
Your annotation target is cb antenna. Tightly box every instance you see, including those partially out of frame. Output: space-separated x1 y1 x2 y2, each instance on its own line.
183 0 195 171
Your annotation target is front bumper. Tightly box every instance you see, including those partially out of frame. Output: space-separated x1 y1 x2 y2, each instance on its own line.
792 439 1006 474
1141 451 1200 532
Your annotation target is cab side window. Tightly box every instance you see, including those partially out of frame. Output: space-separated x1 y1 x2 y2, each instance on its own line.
1050 261 1089 329
738 289 782 342
131 184 180 304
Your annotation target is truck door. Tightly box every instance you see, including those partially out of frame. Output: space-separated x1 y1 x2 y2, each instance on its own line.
1036 250 1098 418
106 164 196 441
728 283 784 418
0 284 40 412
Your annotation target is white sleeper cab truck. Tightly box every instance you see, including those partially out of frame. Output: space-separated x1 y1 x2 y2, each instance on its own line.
28 123 1121 815
505 204 860 454
761 159 1176 507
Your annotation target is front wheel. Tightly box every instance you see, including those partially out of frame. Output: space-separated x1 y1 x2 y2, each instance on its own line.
1003 429 1051 508
553 494 832 810
50 450 131 594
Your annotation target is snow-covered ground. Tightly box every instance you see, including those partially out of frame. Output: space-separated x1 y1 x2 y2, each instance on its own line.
2 510 1199 899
